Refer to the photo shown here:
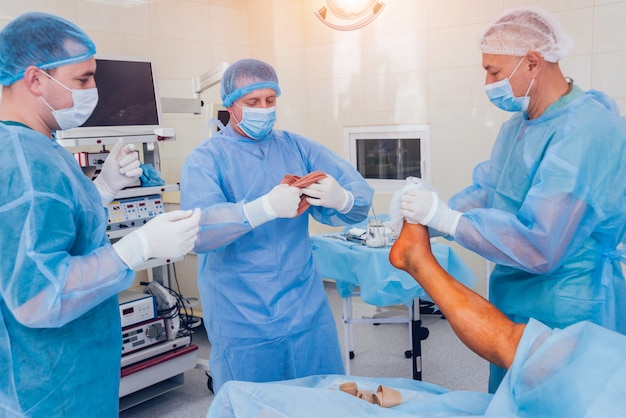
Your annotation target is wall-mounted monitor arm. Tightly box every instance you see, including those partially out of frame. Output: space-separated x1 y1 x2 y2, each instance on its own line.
160 62 229 114
193 62 229 96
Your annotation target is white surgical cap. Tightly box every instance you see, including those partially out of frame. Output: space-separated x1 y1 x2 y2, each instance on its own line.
478 7 574 63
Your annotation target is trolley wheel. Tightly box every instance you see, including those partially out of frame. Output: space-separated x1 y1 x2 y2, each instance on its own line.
420 327 430 341
349 351 355 359
205 371 214 393
404 350 412 358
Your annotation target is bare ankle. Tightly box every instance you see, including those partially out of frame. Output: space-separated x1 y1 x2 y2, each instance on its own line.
389 222 434 271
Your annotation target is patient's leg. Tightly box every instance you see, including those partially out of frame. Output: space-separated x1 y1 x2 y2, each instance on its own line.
389 222 525 370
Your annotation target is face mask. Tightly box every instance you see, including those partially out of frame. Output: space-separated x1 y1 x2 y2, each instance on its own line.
234 103 276 139
40 71 99 130
484 57 534 112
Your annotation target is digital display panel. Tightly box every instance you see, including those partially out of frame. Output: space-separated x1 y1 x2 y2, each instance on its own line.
83 59 160 127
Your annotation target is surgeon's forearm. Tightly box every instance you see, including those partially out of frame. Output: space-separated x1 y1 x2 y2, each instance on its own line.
189 203 253 252
11 246 133 328
455 194 586 275
390 222 525 369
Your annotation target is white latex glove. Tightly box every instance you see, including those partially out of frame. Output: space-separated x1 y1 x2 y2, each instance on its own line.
408 176 436 192
400 189 462 237
113 208 201 270
389 177 430 236
94 138 143 205
243 184 302 228
301 175 354 213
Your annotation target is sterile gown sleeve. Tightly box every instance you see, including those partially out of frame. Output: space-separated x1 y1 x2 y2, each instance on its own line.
449 90 626 274
180 125 373 252
0 129 134 328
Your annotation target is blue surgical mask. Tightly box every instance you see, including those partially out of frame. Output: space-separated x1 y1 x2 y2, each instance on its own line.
40 71 99 130
484 57 534 112
234 103 276 139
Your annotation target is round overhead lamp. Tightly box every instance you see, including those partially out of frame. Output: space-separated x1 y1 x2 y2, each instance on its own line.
315 0 385 31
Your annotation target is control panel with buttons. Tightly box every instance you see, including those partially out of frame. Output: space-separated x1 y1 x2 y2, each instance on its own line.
107 194 165 232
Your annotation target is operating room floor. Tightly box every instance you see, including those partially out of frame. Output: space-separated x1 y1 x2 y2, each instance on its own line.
119 281 489 418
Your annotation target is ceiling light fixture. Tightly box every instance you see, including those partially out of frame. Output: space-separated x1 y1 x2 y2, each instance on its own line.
315 0 385 31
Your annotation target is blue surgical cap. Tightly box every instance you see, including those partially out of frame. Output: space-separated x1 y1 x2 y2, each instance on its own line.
221 58 281 107
0 12 96 86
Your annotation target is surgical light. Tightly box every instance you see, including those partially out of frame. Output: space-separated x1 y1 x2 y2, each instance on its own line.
315 0 385 31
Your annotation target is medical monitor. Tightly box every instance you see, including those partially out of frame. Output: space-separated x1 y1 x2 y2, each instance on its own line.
345 124 431 192
55 55 162 140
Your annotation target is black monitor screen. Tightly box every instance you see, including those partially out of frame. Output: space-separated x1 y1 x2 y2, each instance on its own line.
82 59 160 127
355 137 421 180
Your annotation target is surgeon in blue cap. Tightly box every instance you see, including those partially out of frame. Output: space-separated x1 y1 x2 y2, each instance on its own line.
180 58 374 392
395 7 626 393
0 12 200 417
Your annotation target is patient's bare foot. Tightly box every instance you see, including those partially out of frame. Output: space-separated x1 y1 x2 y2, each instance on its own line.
389 221 435 273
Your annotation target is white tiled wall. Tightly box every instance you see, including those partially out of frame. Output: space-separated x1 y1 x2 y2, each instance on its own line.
3 0 625 295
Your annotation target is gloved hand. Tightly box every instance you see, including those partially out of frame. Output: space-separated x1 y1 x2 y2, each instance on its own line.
301 175 354 213
243 184 302 228
400 189 462 237
406 176 436 192
113 208 201 269
389 177 435 237
94 138 143 205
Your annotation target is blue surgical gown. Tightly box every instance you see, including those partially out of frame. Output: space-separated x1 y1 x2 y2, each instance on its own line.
0 122 134 417
448 87 626 390
180 124 374 392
